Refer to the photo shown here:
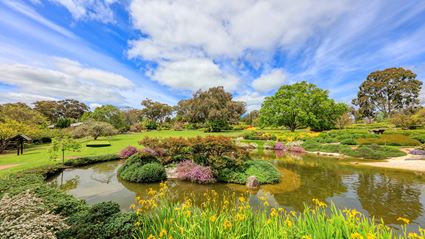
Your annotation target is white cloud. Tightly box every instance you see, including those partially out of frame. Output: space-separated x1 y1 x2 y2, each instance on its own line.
0 92 57 105
234 92 266 112
49 0 116 23
149 58 240 91
129 0 349 61
252 69 286 93
3 1 77 39
53 57 134 88
0 58 134 104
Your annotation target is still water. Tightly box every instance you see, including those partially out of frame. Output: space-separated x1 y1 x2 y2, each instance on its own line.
49 151 425 231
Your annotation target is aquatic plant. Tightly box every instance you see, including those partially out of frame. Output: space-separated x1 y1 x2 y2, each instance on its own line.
176 160 216 184
131 183 422 239
119 146 138 159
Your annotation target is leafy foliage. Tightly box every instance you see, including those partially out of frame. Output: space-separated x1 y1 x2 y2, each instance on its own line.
356 134 421 146
34 99 89 123
48 136 81 163
71 120 118 140
119 162 166 183
64 154 120 167
140 99 174 123
302 140 406 159
176 86 246 132
260 81 349 131
352 67 422 118
217 160 280 184
83 105 128 131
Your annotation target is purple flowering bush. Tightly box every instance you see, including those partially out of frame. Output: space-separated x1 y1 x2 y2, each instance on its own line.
176 160 216 184
119 146 138 159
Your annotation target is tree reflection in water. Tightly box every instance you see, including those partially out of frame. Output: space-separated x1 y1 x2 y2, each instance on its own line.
356 173 422 224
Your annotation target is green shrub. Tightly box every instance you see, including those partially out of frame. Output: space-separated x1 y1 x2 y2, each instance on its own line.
341 145 406 160
86 140 111 147
242 131 277 140
58 201 136 239
64 154 119 167
356 134 421 146
217 160 280 184
340 138 357 145
119 162 166 183
102 212 137 239
302 141 406 160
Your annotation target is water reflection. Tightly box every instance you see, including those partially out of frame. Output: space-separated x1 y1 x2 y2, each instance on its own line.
48 151 425 230
357 173 422 225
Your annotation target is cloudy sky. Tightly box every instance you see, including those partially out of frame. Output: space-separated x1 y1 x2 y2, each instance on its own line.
0 0 425 111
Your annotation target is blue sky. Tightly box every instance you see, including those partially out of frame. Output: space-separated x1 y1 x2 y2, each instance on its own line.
0 0 425 111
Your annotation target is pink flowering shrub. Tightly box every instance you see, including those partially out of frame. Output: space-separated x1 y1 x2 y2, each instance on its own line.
176 160 216 184
274 142 286 150
119 146 138 159
142 147 159 157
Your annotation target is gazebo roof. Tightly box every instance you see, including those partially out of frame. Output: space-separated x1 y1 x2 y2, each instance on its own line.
8 134 32 141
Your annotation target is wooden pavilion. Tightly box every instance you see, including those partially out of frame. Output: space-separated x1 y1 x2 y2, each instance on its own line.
9 134 32 155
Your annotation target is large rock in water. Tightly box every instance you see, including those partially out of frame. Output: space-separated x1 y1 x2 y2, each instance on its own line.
246 176 260 189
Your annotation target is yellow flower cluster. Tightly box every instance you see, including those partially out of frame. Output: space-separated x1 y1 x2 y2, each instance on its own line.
397 217 410 224
343 209 361 219
312 198 327 208
351 232 363 239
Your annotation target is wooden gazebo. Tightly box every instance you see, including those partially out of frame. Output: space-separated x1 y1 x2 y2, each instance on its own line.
9 134 32 155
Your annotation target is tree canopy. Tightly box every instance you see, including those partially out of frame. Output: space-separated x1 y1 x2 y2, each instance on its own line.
176 86 246 132
140 99 173 123
34 99 88 123
260 81 348 131
83 105 127 131
352 67 422 119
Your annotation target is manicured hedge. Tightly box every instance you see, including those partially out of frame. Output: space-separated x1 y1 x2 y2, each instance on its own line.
356 134 421 146
64 154 120 167
302 140 406 160
86 140 111 147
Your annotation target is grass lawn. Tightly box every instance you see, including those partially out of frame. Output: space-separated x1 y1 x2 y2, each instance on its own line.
0 130 244 176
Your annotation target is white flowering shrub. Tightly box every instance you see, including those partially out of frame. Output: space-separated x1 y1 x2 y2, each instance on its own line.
0 190 68 239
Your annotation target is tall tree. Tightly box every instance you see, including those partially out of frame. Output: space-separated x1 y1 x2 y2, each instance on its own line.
176 86 246 132
140 99 173 123
242 110 260 126
0 103 47 126
86 105 127 131
34 99 88 123
260 81 348 131
352 67 422 118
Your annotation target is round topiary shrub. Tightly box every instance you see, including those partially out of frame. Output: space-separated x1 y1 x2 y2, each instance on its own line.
119 162 166 183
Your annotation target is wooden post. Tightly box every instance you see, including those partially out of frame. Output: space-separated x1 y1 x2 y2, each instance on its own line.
20 140 23 155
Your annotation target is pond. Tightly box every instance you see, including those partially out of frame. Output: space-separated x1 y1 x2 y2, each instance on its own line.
49 151 425 232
